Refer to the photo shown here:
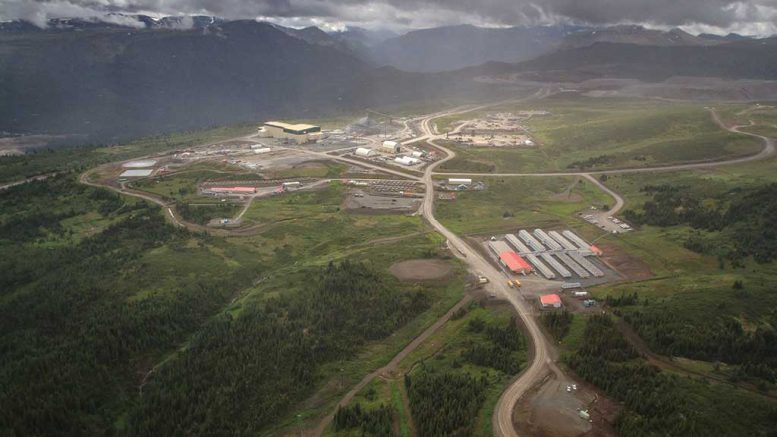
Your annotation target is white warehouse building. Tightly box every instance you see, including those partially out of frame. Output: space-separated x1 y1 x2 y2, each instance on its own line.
354 147 376 157
261 121 322 144
395 156 421 166
448 178 472 185
380 140 401 154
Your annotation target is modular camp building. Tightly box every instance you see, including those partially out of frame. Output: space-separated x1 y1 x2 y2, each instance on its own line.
540 294 562 308
499 251 533 275
206 186 257 195
448 178 472 185
262 121 322 144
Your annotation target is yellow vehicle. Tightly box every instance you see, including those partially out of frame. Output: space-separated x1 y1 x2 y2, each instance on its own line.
507 280 515 288
508 279 521 288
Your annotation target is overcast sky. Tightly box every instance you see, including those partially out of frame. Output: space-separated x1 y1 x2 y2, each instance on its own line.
3 0 777 35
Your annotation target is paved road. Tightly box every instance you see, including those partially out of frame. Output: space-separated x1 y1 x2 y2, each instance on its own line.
78 96 774 437
415 91 562 437
311 89 555 437
413 99 775 437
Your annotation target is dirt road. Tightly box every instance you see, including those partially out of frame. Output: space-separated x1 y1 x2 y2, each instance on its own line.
311 294 473 436
414 90 565 437
0 172 57 191
78 97 774 437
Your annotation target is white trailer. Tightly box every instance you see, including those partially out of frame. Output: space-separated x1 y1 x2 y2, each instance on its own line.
569 252 604 277
518 229 546 252
526 253 555 279
488 240 512 256
540 253 571 278
562 230 591 250
505 234 532 254
556 252 590 278
548 230 578 251
534 229 562 250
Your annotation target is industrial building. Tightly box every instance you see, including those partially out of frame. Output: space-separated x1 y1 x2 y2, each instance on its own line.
539 294 562 309
354 147 376 157
380 140 401 154
448 178 472 185
261 121 322 144
204 186 257 195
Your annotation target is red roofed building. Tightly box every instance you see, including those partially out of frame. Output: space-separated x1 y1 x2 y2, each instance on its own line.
208 186 257 194
539 294 562 308
590 244 603 256
499 251 533 275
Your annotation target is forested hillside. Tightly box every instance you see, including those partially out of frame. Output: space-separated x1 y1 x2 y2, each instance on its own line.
566 315 777 436
624 183 777 263
131 261 428 434
0 177 259 434
0 173 460 435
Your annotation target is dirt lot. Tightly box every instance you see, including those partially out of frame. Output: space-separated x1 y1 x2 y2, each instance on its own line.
514 372 620 437
389 259 454 282
344 191 421 214
597 242 653 281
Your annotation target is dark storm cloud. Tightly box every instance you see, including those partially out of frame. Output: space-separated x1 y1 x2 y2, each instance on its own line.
2 0 776 34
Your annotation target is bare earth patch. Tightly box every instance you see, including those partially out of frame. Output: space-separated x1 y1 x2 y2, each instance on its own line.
597 242 654 281
389 259 453 282
514 372 620 437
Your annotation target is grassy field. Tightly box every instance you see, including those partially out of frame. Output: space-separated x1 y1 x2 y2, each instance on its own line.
438 95 763 174
435 176 612 235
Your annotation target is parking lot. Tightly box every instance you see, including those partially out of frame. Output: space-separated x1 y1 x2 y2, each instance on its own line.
579 207 632 233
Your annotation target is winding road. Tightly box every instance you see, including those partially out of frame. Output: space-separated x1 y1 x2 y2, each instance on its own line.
77 94 774 437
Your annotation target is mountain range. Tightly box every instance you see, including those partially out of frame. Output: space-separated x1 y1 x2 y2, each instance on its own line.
1 16 775 142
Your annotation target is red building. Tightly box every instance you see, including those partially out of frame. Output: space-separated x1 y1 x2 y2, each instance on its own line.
499 251 533 274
